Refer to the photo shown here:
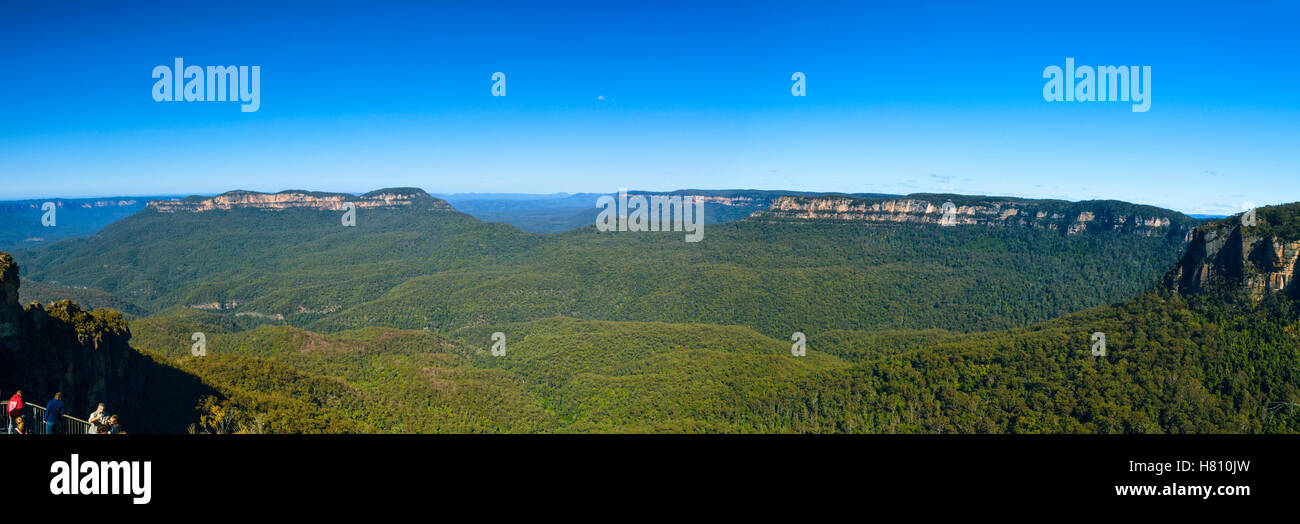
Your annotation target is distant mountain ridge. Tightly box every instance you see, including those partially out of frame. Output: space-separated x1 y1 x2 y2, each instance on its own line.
137 188 903 234
425 189 1207 236
756 194 1200 240
0 196 165 252
2 189 1207 240
18 187 1198 339
148 188 449 213
437 189 899 233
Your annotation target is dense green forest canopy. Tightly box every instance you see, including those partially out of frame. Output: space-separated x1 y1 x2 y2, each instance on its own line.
11 192 1297 434
18 191 1194 338
125 287 1299 433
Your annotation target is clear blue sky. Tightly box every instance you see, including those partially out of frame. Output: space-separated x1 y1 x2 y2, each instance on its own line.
1 0 1297 214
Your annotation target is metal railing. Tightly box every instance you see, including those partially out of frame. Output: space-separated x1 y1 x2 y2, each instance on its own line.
2 401 93 435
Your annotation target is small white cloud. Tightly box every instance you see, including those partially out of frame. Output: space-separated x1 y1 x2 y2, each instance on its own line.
597 95 607 101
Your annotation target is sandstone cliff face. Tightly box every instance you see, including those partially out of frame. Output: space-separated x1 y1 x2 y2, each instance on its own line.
1169 217 1300 301
754 195 1196 240
0 252 144 423
149 187 454 213
680 194 768 207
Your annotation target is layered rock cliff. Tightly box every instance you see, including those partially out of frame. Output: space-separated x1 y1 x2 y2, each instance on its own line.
149 187 454 213
753 194 1198 240
0 252 217 432
0 252 140 419
1168 203 1300 301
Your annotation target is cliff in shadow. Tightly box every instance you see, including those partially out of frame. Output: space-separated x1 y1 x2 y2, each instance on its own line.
0 252 219 433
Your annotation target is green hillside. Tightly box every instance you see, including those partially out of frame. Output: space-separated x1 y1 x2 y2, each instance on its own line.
130 311 555 433
18 189 1294 434
19 190 1194 339
125 287 1300 433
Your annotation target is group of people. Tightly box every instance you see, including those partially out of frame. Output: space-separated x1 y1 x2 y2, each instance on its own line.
4 390 124 435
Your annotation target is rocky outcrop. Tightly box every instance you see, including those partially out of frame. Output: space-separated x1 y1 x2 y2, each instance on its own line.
753 195 1197 240
672 194 768 207
1168 205 1300 301
0 252 214 432
149 187 454 213
0 253 142 416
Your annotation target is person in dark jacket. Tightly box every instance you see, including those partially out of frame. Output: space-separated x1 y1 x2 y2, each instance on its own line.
44 392 64 435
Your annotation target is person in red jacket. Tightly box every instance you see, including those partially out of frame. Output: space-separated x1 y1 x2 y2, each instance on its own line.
7 390 23 435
